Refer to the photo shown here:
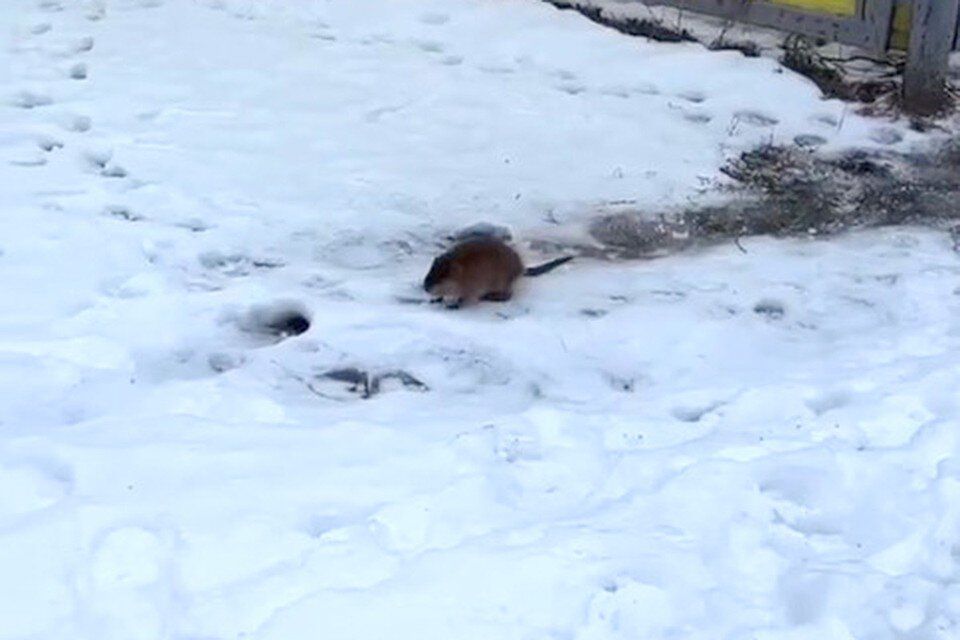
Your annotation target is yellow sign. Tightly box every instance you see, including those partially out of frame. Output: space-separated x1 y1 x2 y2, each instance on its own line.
891 4 911 50
770 0 857 17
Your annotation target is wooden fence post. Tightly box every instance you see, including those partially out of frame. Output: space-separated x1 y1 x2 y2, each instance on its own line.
903 0 960 115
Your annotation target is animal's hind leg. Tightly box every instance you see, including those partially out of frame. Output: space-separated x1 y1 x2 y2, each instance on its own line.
481 290 512 302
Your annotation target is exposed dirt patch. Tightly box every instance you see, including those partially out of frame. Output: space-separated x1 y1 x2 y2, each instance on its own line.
587 138 960 259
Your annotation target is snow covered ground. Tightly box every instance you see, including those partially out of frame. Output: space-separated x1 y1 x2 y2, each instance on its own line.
1 0 959 638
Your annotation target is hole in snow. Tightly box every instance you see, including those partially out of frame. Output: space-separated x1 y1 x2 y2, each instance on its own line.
753 299 786 320
237 301 312 341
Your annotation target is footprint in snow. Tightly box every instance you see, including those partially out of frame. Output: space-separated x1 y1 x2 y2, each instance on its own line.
10 91 53 109
671 400 724 423
38 135 64 152
83 149 127 178
753 298 786 320
870 127 903 145
558 83 587 96
38 0 64 12
61 114 92 132
478 65 516 75
103 204 142 221
85 5 106 21
420 12 450 26
794 134 827 148
600 86 631 99
9 152 47 168
678 90 707 103
72 36 95 54
681 109 712 124
812 113 840 128
198 249 285 277
31 22 53 35
803 388 851 416
733 110 780 127
604 373 636 393
68 62 88 80
414 40 445 54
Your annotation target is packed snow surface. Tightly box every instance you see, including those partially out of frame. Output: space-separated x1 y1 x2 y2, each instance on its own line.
1 1 958 639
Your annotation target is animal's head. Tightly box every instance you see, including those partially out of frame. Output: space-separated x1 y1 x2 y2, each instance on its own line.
423 254 452 295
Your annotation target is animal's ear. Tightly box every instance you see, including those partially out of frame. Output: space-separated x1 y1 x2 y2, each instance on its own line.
423 255 450 289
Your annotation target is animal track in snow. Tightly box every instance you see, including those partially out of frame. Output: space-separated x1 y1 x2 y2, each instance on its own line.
31 22 53 35
794 133 827 148
37 135 64 152
101 164 127 178
414 40 445 54
85 4 106 21
73 36 95 54
599 86 630 99
9 153 47 168
678 90 707 103
198 250 285 277
557 83 587 96
753 298 786 320
11 91 53 109
83 149 127 178
733 110 779 127
682 110 712 124
62 114 92 132
803 388 851 416
38 0 64 12
103 204 142 221
68 63 88 80
812 113 840 128
207 351 246 374
671 400 724 423
314 367 428 400
477 65 516 75
419 12 450 26
870 127 903 145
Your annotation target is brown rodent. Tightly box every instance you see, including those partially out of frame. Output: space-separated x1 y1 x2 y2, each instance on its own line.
423 237 572 307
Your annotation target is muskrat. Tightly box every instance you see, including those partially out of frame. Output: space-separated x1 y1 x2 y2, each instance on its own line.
423 237 573 307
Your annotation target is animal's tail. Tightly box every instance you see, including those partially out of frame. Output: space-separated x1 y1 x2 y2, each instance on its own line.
524 255 573 277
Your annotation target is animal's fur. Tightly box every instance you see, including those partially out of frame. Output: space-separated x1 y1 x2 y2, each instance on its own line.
423 237 572 307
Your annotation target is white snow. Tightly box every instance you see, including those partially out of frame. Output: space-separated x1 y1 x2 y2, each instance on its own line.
1 0 959 639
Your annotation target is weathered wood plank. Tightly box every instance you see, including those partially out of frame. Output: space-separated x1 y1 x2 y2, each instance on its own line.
862 0 896 52
639 0 876 47
903 0 960 114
